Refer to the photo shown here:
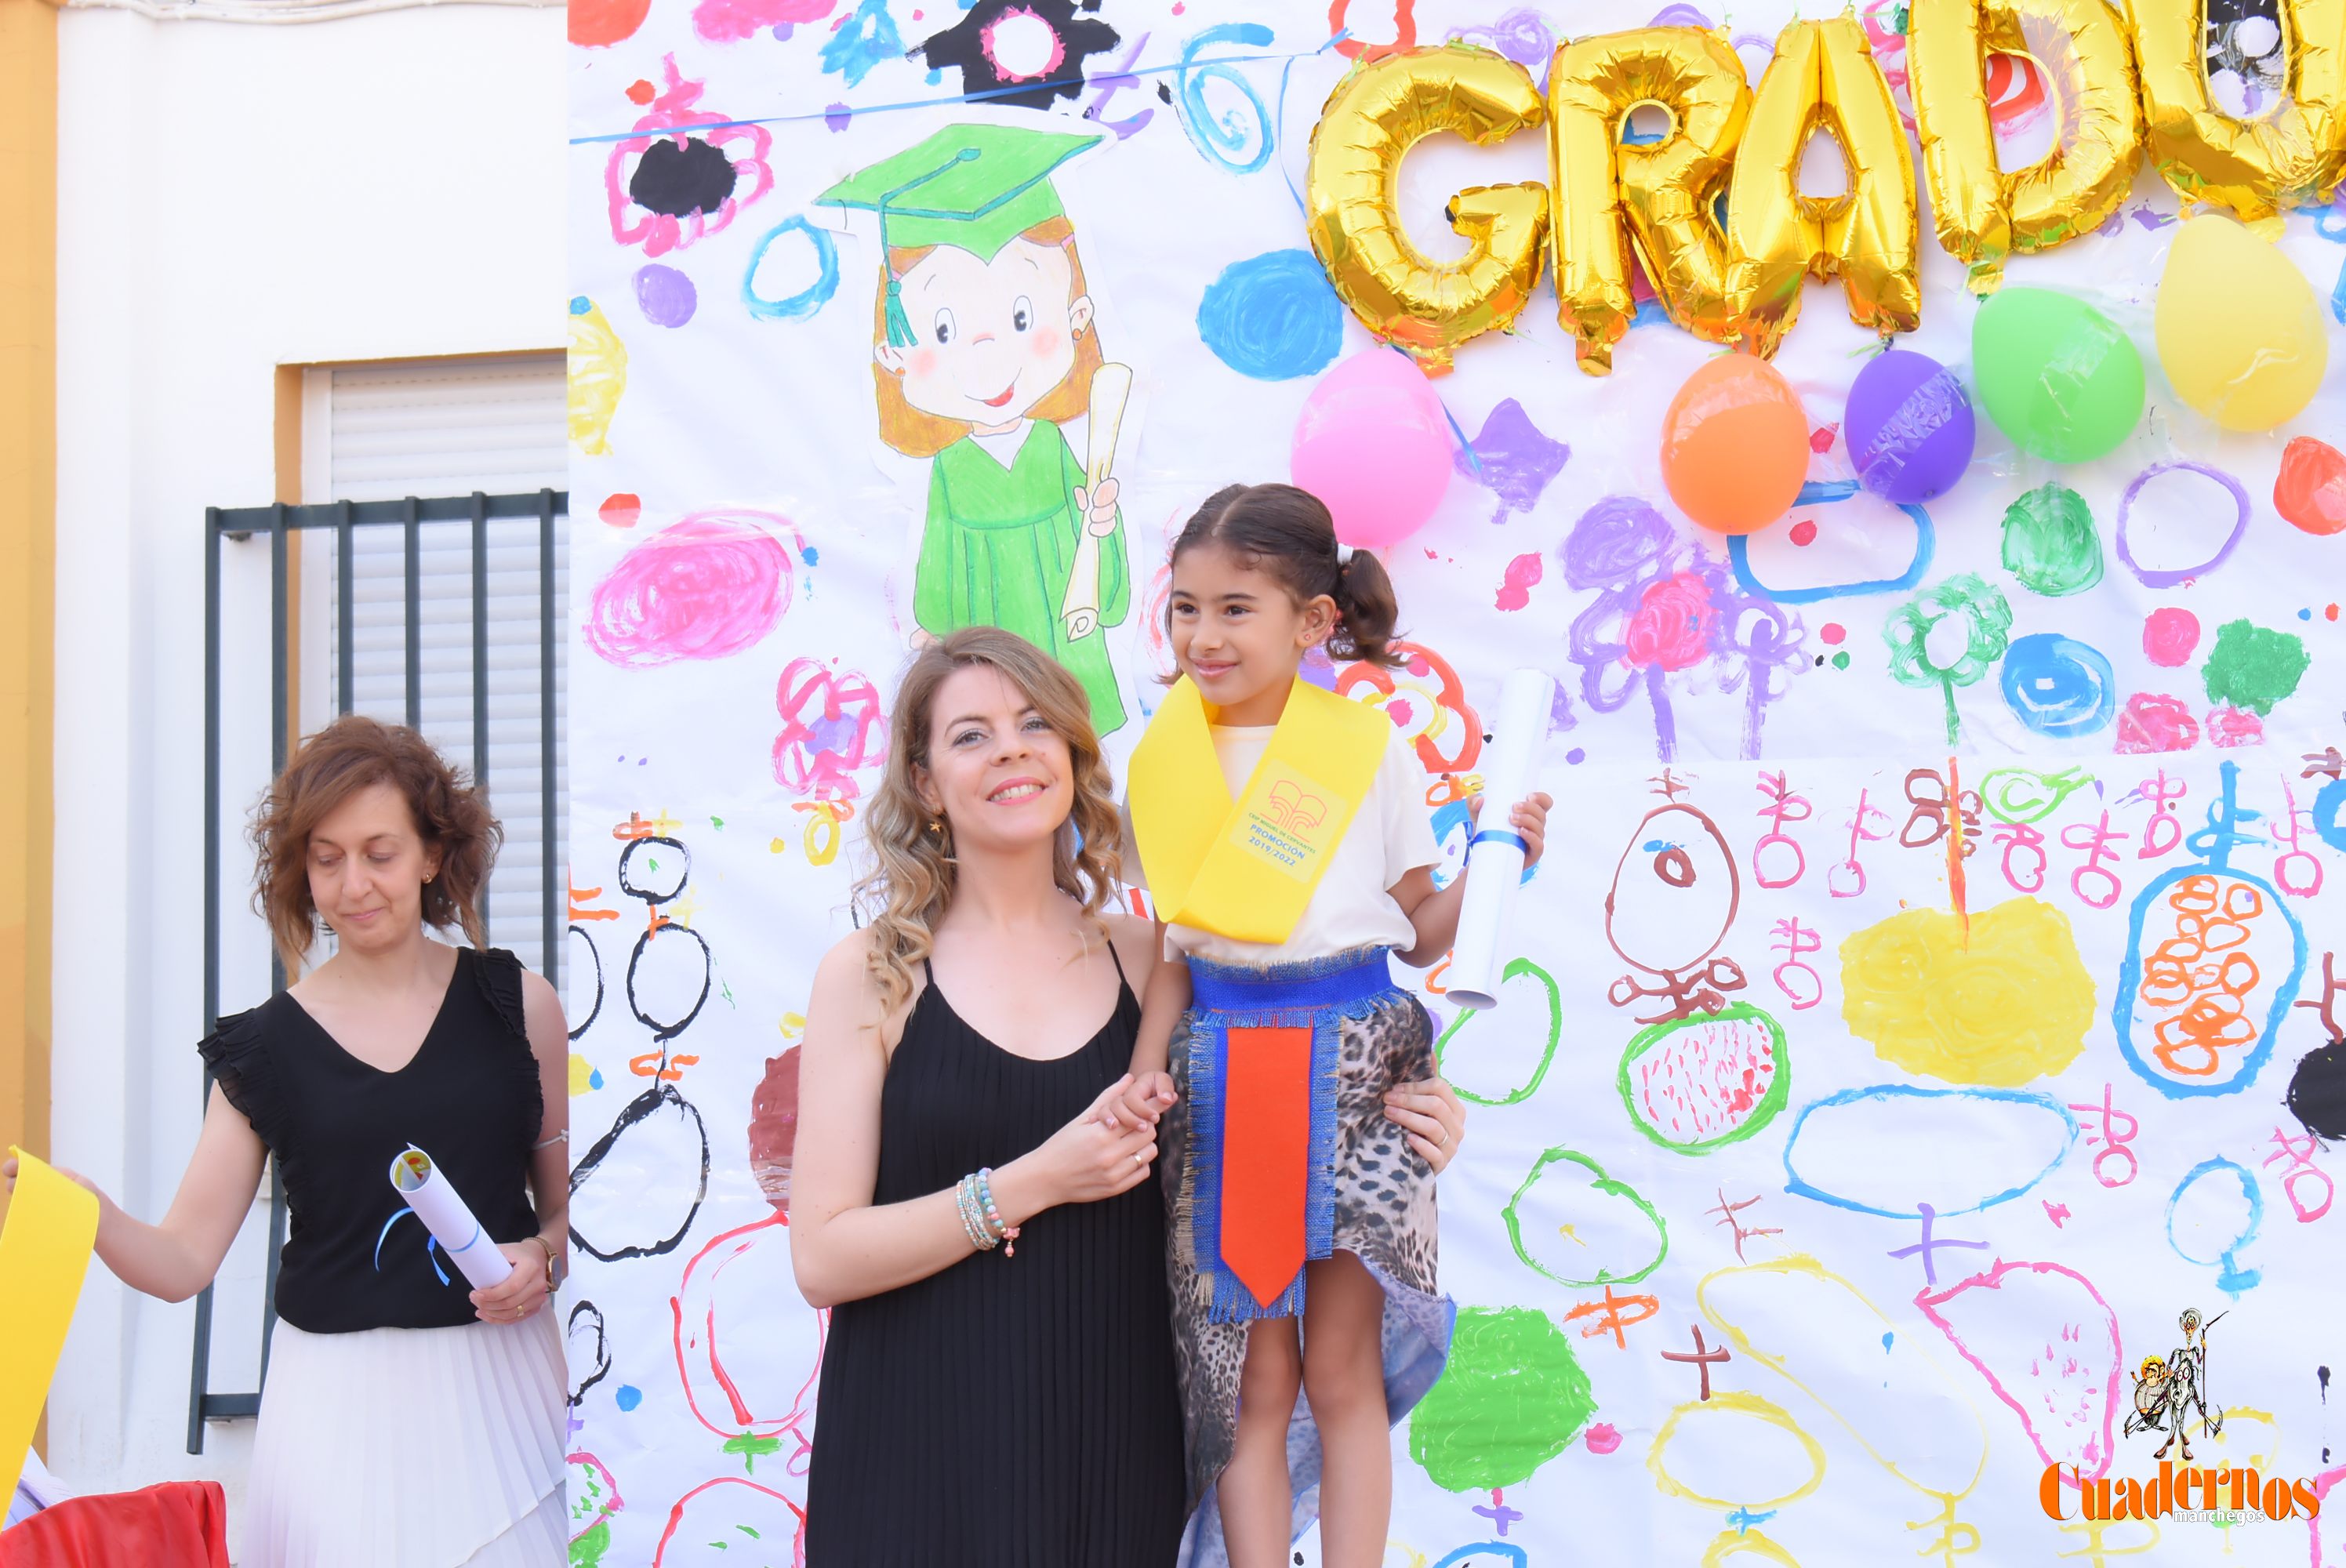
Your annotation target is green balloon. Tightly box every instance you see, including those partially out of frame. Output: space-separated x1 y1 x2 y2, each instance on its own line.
1971 288 2145 464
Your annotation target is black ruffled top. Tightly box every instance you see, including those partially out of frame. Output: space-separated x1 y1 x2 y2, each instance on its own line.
198 946 546 1333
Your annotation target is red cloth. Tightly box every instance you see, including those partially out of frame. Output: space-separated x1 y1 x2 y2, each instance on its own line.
0 1481 230 1568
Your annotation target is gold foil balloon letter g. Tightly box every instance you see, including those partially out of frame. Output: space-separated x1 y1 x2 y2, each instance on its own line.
1305 44 1550 373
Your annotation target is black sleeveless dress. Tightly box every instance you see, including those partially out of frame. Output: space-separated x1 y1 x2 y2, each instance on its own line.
804 948 1186 1566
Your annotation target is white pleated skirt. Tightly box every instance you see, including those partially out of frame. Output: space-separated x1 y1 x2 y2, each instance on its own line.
243 1310 565 1568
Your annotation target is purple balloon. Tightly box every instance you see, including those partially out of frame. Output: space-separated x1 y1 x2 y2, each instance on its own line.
1845 349 1975 504
634 263 698 329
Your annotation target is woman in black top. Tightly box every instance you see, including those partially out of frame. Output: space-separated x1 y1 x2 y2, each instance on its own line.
792 629 1466 1565
7 717 569 1566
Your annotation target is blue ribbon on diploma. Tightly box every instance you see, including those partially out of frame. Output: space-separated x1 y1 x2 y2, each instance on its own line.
1467 827 1537 887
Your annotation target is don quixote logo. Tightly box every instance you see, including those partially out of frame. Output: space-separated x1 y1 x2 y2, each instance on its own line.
2039 1307 2322 1525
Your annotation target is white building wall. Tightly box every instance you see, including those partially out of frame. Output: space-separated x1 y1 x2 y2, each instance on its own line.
49 5 563 1514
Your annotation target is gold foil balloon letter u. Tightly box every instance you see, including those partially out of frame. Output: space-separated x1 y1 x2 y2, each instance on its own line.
2129 0 2346 225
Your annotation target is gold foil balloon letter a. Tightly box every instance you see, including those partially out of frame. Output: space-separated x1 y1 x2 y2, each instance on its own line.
1723 16 1922 358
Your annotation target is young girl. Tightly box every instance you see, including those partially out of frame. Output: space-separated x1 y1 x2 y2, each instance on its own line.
1118 484 1551 1566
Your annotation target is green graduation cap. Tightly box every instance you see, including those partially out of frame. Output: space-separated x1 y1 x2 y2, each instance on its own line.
817 123 1102 349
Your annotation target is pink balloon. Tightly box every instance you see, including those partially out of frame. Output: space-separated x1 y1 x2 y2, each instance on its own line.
1290 348 1453 549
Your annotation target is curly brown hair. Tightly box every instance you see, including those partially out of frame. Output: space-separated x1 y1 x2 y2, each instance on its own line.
251 715 502 971
853 628 1124 1018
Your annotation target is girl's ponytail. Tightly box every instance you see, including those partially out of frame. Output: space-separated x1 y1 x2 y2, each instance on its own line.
1167 482 1406 669
1327 549 1400 668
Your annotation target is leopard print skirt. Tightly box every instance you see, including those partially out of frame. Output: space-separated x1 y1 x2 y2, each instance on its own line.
1162 967 1453 1565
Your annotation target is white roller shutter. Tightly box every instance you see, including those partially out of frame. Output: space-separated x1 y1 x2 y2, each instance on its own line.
296 355 569 979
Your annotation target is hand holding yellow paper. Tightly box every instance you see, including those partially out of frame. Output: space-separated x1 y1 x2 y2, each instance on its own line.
0 1149 100 1499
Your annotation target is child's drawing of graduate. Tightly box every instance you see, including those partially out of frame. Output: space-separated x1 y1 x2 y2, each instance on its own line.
819 125 1135 734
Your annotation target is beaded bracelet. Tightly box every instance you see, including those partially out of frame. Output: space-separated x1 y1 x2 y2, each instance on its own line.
975 1167 1019 1258
953 1175 995 1252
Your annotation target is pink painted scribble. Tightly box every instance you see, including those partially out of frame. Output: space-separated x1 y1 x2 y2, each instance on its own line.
586 512 796 669
605 57 775 257
1585 1421 1622 1454
1623 572 1716 673
2115 692 2201 754
692 0 834 43
568 1451 622 1542
2309 1461 2346 1566
1494 550 1543 611
1916 1259 2123 1481
2207 705 2264 748
982 5 1066 79
774 659 888 802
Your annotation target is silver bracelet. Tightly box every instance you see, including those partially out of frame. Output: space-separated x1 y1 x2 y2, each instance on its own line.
532 1131 569 1150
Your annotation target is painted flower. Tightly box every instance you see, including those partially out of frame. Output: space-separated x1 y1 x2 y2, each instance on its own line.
1623 572 1717 673
1883 573 2013 744
604 56 775 258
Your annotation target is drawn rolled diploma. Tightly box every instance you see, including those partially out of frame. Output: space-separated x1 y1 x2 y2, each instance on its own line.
1061 361 1133 641
1444 668 1556 1012
387 1145 514 1290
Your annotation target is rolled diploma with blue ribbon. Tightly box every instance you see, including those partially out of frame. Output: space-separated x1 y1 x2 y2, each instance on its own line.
388 1145 514 1290
1444 668 1555 1011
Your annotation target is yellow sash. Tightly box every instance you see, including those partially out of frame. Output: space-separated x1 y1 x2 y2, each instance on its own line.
0 1149 98 1497
1127 677 1390 945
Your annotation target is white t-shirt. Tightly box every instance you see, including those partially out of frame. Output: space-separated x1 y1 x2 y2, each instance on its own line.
1123 724 1441 966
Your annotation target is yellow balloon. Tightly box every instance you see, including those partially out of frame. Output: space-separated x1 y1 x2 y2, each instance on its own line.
2130 0 2346 224
1723 16 1920 357
1304 44 1549 373
1909 0 2144 291
2154 212 2330 429
1547 27 1750 373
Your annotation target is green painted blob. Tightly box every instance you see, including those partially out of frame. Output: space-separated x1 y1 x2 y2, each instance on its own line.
2000 484 2104 596
2203 619 2310 716
1409 1305 1595 1492
570 1523 612 1568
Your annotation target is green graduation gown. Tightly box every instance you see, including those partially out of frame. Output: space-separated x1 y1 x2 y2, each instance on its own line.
915 421 1131 734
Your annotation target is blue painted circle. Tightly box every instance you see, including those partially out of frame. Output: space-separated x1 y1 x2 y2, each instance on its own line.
742 215 841 324
1196 249 1343 381
1999 632 2115 737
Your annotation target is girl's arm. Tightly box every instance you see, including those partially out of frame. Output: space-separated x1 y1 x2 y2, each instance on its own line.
1392 793 1553 967
791 934 1161 1309
470 968 571 1319
1119 939 1189 1125
2 1087 267 1304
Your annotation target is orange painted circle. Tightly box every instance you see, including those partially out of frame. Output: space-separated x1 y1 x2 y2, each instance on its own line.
1660 354 1810 535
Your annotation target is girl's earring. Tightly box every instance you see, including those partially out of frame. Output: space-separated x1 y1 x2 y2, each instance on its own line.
929 816 957 862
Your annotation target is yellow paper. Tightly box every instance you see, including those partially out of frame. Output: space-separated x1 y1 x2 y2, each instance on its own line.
0 1149 100 1499
1126 677 1389 945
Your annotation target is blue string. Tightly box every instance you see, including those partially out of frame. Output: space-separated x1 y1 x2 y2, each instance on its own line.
571 42 1348 146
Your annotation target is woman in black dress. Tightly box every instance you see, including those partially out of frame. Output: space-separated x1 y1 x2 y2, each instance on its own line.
792 628 1466 1565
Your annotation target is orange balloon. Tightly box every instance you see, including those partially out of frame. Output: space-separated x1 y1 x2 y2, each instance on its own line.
1659 354 1810 534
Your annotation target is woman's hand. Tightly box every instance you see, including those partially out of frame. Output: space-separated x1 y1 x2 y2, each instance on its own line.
1006 1074 1158 1210
470 1241 554 1324
1382 1076 1469 1172
2 1156 101 1202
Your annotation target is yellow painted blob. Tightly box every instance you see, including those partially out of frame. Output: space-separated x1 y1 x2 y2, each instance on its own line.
1839 896 2094 1086
568 1051 597 1097
568 299 628 455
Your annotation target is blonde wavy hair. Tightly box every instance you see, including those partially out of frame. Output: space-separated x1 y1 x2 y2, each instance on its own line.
855 626 1124 1017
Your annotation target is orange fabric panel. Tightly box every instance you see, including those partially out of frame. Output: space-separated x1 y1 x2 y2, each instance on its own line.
1218 1025 1311 1310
